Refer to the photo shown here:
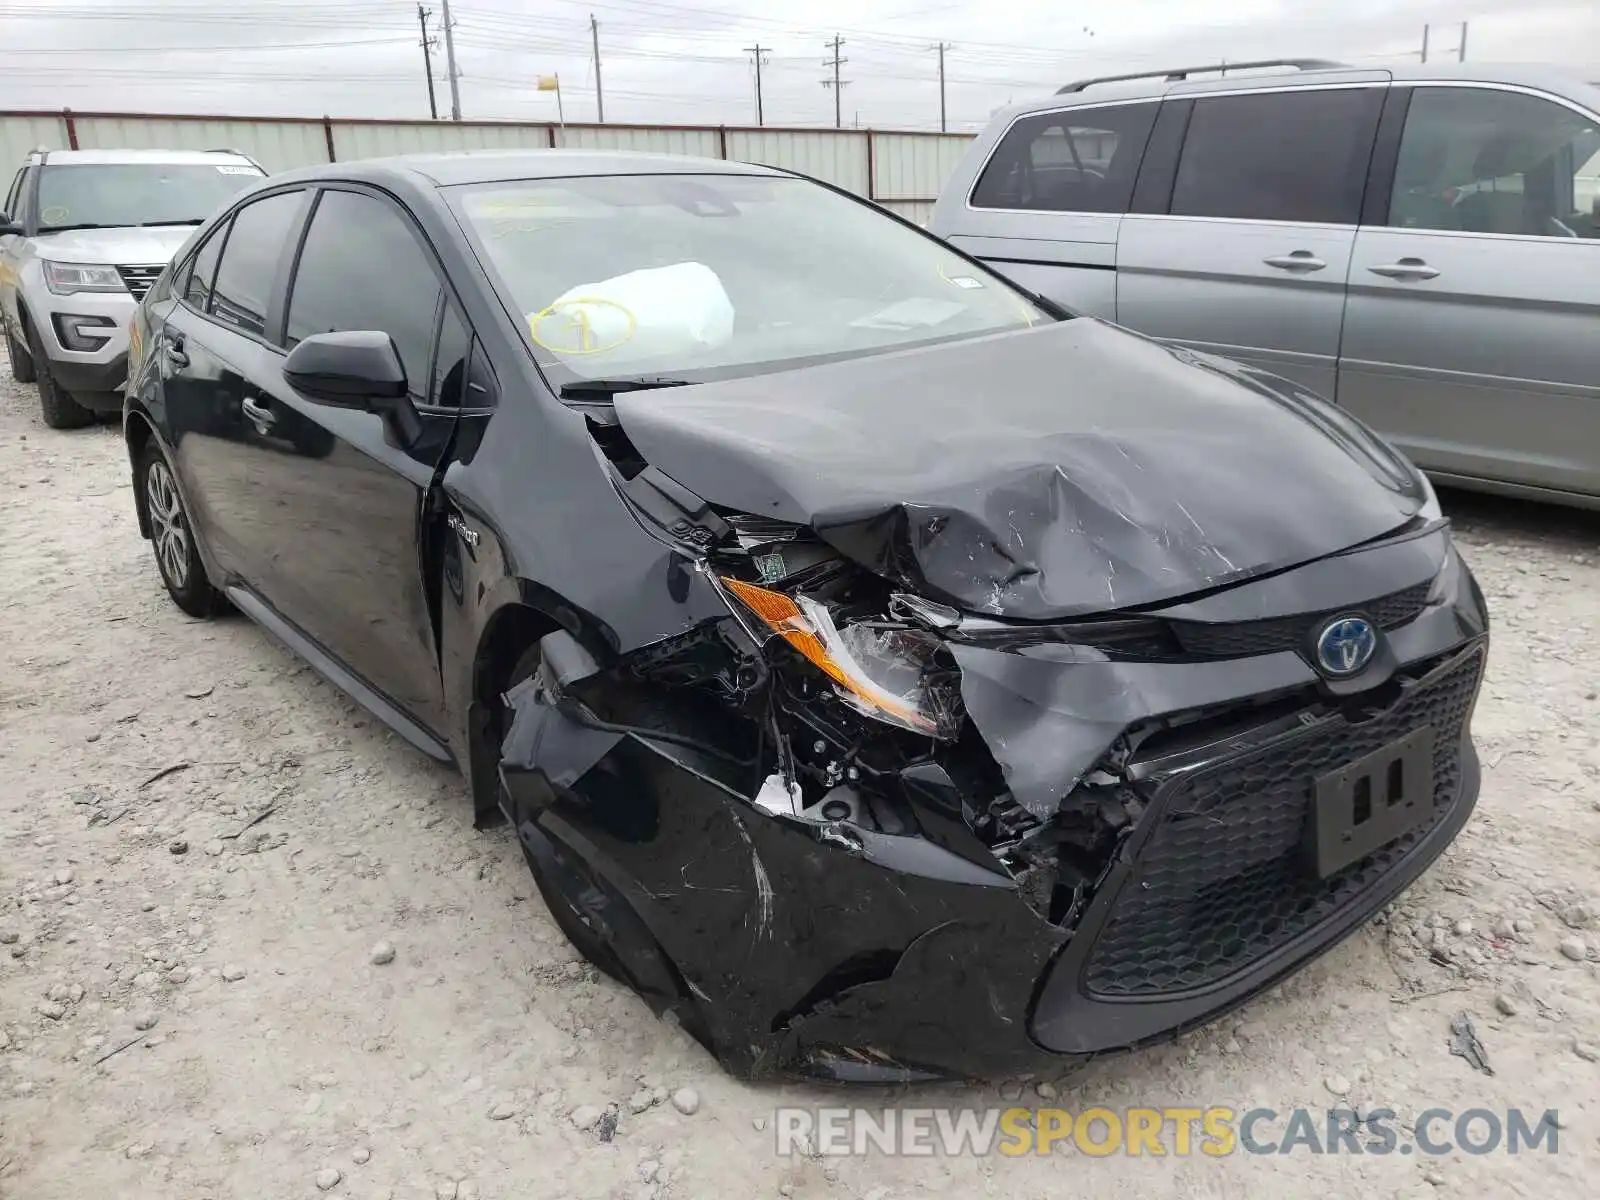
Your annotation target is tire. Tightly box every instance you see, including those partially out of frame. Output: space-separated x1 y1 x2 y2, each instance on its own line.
136 441 226 619
6 320 35 383
522 838 631 985
26 322 93 429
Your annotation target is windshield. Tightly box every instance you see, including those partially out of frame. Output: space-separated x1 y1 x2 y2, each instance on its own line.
455 173 1049 388
37 162 264 231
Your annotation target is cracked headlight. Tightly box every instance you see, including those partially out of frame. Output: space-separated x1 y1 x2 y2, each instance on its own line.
43 261 127 295
720 577 963 739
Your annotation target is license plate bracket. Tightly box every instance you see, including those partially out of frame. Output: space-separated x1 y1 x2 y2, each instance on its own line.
1306 725 1436 878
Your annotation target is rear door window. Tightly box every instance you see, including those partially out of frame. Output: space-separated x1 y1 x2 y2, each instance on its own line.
1169 87 1384 224
182 223 228 311
208 190 305 339
970 102 1158 213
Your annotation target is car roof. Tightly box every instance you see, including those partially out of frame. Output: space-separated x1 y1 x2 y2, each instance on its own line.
28 148 260 167
1000 61 1600 119
264 148 789 189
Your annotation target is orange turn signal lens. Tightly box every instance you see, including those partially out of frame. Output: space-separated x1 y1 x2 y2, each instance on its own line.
720 577 934 731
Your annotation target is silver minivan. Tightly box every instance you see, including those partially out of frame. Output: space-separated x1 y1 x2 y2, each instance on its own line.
930 61 1600 509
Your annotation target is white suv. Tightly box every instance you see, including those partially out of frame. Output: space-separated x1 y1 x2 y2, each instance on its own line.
0 148 264 428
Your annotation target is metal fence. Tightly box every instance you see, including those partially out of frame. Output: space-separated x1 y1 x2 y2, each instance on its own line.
0 109 978 224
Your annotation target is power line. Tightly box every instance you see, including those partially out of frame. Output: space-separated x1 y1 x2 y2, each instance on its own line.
744 43 769 126
417 5 438 120
821 34 849 130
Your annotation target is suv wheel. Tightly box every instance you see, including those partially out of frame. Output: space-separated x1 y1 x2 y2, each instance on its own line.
6 318 35 383
137 442 225 618
26 321 93 429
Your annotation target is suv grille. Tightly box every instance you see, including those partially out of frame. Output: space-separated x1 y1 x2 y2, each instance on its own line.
1169 581 1432 658
117 265 164 302
1081 644 1483 998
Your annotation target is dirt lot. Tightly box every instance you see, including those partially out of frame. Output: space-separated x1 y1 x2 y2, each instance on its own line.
2 353 1599 1200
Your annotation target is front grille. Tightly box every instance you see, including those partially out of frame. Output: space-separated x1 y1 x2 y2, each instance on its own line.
1170 581 1432 658
117 265 164 302
1082 645 1483 998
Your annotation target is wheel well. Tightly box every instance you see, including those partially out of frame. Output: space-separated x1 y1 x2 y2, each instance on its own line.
125 413 156 539
466 602 560 824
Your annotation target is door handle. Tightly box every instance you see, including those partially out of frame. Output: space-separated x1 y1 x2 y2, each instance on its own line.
163 335 188 367
1262 251 1327 272
1368 258 1440 280
241 396 276 431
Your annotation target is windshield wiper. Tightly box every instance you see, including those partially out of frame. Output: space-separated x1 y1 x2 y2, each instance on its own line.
558 377 696 399
138 218 205 227
37 222 111 233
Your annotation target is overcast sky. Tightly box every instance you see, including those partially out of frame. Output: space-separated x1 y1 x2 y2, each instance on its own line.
2 0 1596 130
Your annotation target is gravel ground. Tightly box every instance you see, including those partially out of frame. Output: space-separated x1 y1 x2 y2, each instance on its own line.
2 351 1599 1199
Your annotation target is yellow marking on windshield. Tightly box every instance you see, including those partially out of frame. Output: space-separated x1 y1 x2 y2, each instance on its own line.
529 296 637 355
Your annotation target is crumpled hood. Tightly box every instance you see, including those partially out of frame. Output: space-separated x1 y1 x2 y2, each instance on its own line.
613 319 1427 618
30 225 192 265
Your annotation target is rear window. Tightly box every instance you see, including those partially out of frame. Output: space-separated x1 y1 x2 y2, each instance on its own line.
36 162 264 232
970 102 1158 213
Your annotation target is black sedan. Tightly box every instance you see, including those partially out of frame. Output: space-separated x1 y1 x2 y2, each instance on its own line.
124 151 1488 1083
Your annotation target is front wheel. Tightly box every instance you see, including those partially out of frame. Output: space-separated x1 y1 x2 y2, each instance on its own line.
6 320 35 383
137 442 225 619
27 323 93 429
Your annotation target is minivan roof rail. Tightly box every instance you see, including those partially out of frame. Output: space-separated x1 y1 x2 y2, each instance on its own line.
1056 58 1348 94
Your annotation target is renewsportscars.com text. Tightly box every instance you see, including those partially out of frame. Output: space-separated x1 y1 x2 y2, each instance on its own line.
773 1106 1560 1158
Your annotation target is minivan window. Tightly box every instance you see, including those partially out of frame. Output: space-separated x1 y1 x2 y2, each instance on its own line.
1169 88 1383 224
1388 86 1600 239
286 189 440 406
209 191 304 339
35 162 264 232
182 223 227 312
970 102 1158 213
456 173 1047 388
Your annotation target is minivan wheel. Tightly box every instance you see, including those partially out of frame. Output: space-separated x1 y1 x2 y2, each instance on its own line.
6 321 35 383
137 442 225 618
26 323 93 429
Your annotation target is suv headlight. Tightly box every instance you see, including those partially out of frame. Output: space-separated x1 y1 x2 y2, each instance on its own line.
43 261 127 295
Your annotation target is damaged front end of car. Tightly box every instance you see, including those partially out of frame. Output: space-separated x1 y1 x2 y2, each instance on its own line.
497 430 1487 1082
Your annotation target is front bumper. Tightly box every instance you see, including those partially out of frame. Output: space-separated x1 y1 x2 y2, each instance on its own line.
499 537 1489 1082
27 285 135 393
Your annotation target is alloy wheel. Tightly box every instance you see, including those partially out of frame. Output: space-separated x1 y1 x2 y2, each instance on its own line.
145 459 190 590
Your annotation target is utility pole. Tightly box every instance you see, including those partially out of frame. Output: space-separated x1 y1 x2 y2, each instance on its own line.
930 42 951 133
744 43 768 125
591 14 604 122
1458 20 1468 61
417 5 438 121
1420 23 1430 63
439 0 461 120
821 35 849 129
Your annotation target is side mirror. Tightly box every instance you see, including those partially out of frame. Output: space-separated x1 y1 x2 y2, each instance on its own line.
283 330 419 442
0 212 22 236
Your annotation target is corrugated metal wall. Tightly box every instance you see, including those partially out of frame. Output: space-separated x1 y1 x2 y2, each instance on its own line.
726 129 870 193
0 114 68 178
333 120 549 162
71 116 331 170
0 110 974 209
